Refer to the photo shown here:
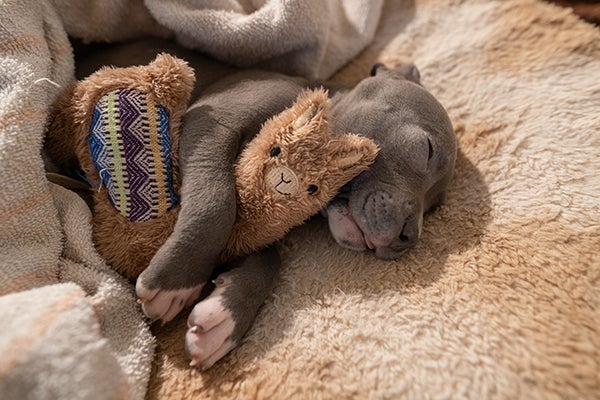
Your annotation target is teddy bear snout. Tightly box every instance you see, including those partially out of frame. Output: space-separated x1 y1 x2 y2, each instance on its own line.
266 165 299 196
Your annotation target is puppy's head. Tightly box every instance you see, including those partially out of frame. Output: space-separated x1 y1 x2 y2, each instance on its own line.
324 64 456 259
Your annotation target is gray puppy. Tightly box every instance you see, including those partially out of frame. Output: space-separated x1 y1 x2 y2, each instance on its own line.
324 63 456 259
137 64 456 370
74 40 456 370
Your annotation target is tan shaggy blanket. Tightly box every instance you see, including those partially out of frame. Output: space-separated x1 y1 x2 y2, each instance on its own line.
0 0 598 399
148 1 600 399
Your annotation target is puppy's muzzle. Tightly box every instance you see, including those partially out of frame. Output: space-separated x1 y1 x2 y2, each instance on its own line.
362 190 421 253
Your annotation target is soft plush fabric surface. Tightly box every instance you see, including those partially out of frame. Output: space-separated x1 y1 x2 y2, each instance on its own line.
148 1 600 399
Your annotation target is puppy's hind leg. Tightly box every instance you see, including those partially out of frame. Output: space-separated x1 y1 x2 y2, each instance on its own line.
185 246 281 370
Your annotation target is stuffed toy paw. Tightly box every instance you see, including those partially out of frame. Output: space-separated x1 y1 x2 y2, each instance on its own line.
46 53 194 279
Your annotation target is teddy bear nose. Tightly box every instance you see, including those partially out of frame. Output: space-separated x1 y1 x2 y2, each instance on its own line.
266 165 299 195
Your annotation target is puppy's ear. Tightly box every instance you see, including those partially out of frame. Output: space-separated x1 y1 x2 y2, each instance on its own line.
370 63 388 76
394 63 421 84
371 62 422 85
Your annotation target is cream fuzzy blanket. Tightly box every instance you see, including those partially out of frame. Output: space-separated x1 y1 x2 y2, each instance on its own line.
0 0 598 399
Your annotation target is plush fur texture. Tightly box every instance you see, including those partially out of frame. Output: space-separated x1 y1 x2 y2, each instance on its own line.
146 1 599 399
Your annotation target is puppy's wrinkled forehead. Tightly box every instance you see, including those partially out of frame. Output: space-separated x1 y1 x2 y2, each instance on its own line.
333 71 453 144
330 63 456 192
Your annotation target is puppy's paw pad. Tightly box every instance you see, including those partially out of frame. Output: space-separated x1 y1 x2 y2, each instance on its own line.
185 284 237 369
135 281 203 323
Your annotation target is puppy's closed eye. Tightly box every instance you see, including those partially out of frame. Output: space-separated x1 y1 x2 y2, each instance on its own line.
427 138 433 161
406 130 433 174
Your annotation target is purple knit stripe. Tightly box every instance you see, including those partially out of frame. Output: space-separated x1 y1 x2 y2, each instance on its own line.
118 89 151 221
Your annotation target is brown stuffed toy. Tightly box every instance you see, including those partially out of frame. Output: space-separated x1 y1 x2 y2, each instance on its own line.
224 87 379 258
45 54 378 280
46 54 191 280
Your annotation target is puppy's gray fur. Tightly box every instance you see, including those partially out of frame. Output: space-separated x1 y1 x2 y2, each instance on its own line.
325 63 456 259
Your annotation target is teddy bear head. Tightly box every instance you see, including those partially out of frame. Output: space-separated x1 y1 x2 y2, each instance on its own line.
226 88 379 257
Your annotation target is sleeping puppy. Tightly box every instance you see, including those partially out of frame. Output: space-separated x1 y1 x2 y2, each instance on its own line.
324 64 456 259
159 64 456 369
73 40 455 370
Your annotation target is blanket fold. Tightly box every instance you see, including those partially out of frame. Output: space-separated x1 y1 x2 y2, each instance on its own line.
50 0 383 80
0 282 126 400
0 180 156 400
143 0 384 79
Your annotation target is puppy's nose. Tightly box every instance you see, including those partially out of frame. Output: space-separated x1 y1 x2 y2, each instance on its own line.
363 192 419 249
396 199 419 247
397 216 419 248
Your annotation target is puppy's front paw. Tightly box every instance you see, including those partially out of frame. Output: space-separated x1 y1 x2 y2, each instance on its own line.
136 280 204 323
185 275 241 370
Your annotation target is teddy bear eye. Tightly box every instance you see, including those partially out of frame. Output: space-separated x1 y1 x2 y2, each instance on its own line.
269 147 281 157
307 184 318 195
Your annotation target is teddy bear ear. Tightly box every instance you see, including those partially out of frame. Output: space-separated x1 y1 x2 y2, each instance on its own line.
287 87 331 138
328 134 379 170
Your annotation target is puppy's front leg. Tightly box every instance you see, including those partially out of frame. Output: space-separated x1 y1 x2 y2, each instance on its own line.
185 246 281 370
136 73 304 324
136 106 241 323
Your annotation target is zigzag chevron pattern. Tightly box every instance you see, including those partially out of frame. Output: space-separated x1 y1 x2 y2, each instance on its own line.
88 89 179 222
